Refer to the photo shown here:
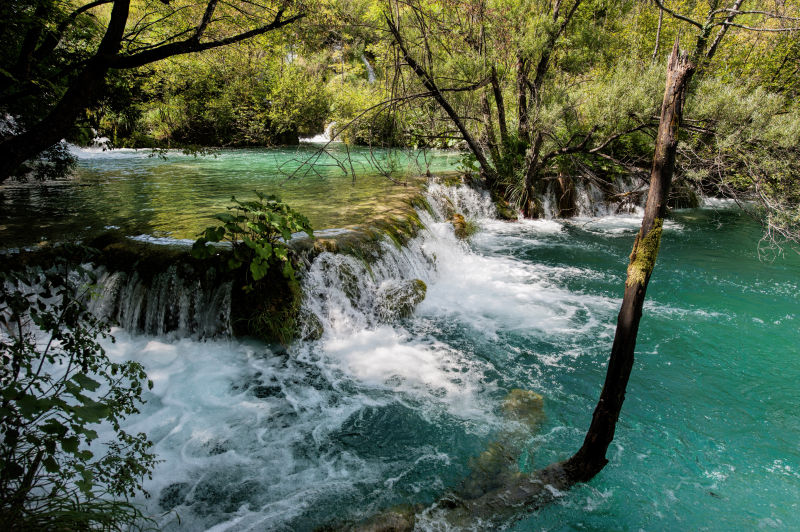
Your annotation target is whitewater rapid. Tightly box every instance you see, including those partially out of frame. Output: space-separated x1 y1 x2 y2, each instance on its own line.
98 182 696 530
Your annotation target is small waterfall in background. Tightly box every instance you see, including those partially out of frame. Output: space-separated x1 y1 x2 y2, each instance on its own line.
538 174 647 218
299 121 337 143
361 54 376 83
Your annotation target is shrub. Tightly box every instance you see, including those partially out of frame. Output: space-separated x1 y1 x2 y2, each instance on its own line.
0 258 156 530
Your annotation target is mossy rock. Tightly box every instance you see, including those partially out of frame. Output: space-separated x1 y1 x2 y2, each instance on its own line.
494 199 519 221
450 213 478 240
351 504 419 532
451 213 468 239
502 389 545 429
434 173 466 187
376 279 427 321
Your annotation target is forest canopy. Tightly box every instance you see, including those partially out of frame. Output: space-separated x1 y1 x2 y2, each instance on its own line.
1 0 798 244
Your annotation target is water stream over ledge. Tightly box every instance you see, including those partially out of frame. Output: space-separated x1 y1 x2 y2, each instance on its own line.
84 182 800 531
4 148 797 530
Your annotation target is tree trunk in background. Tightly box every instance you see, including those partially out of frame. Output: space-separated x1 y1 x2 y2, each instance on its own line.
562 40 695 482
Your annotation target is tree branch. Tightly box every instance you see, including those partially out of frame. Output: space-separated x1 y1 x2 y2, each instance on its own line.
652 0 703 29
111 10 305 69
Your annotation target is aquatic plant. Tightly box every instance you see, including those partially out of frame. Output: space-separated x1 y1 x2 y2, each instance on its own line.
192 192 313 292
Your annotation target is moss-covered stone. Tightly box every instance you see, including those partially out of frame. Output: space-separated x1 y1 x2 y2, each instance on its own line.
350 504 420 532
451 213 468 239
494 199 519 220
376 279 427 321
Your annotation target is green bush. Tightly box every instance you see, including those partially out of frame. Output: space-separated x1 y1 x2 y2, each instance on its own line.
192 192 313 291
192 193 314 343
0 259 156 531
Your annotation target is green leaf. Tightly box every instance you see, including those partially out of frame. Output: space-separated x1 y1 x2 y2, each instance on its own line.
41 420 68 437
282 261 295 279
191 239 213 259
72 373 101 392
214 213 236 223
250 259 269 281
73 402 111 423
42 456 59 474
255 243 273 260
61 436 79 454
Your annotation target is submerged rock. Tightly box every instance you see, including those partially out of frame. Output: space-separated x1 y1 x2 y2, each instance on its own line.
376 279 427 321
502 389 545 429
350 504 419 532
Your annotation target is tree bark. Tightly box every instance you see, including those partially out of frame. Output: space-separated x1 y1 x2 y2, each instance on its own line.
516 55 529 139
562 39 695 482
490 66 509 146
482 91 501 165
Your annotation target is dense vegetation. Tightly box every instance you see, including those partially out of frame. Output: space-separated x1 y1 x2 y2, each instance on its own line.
0 256 156 530
1 0 798 245
1 1 798 528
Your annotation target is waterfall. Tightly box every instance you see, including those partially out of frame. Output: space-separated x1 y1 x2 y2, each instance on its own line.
536 175 647 218
89 265 231 338
299 121 337 143
300 182 494 338
361 54 376 83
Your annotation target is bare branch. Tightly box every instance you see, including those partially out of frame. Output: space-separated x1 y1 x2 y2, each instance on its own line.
652 0 704 29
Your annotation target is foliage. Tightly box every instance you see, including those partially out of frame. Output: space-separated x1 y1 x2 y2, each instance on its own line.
192 192 314 292
0 257 156 530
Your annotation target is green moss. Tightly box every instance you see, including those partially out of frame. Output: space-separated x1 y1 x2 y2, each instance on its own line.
494 199 519 221
450 213 479 240
626 218 663 287
377 279 427 321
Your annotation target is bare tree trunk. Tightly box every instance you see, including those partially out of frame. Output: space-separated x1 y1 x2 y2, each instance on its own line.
562 40 695 482
651 8 663 62
516 55 529 139
482 92 501 164
386 16 498 187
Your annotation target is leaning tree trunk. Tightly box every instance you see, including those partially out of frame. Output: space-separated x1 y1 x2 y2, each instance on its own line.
562 40 695 482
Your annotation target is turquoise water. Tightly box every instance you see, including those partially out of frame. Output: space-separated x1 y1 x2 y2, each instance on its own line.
99 183 799 531
0 145 461 247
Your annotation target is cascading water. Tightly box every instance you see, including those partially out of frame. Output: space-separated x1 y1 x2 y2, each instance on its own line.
538 174 647 218
89 265 232 338
88 180 799 531
361 54 376 83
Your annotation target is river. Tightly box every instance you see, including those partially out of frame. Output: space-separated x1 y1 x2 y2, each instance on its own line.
5 148 799 530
